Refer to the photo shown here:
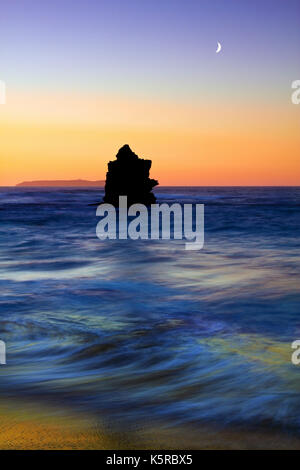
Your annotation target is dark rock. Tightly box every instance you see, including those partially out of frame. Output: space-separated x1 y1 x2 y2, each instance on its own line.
103 145 159 206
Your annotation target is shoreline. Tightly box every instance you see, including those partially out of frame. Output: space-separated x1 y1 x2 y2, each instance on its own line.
1 398 300 450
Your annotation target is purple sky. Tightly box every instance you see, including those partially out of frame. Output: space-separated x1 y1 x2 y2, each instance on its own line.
1 0 299 101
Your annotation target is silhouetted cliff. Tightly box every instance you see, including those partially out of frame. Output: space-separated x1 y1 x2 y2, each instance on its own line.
103 145 158 206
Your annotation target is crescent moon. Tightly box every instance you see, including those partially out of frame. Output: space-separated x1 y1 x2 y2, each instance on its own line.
216 42 222 53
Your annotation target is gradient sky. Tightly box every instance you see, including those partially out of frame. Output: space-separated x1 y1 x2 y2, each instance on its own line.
0 0 299 185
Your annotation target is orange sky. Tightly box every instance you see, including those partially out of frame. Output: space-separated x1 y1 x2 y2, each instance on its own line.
0 91 299 186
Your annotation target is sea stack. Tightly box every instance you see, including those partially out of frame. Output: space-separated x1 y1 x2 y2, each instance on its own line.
103 145 158 206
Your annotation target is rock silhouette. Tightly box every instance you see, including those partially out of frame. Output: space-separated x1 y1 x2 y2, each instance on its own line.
103 145 158 206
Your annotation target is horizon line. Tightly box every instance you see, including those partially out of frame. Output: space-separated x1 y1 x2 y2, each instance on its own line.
1 184 300 188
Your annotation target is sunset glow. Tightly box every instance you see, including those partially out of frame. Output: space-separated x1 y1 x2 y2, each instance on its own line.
0 0 299 186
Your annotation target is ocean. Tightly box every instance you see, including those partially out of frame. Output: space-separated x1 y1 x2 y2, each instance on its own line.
0 186 299 439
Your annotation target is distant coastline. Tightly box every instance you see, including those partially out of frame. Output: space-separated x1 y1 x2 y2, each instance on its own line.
16 179 105 187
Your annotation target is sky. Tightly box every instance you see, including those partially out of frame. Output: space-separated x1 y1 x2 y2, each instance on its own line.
0 0 299 185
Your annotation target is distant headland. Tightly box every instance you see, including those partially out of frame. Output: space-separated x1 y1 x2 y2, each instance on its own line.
16 179 105 187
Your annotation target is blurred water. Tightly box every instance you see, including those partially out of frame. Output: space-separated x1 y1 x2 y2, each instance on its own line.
0 186 299 433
